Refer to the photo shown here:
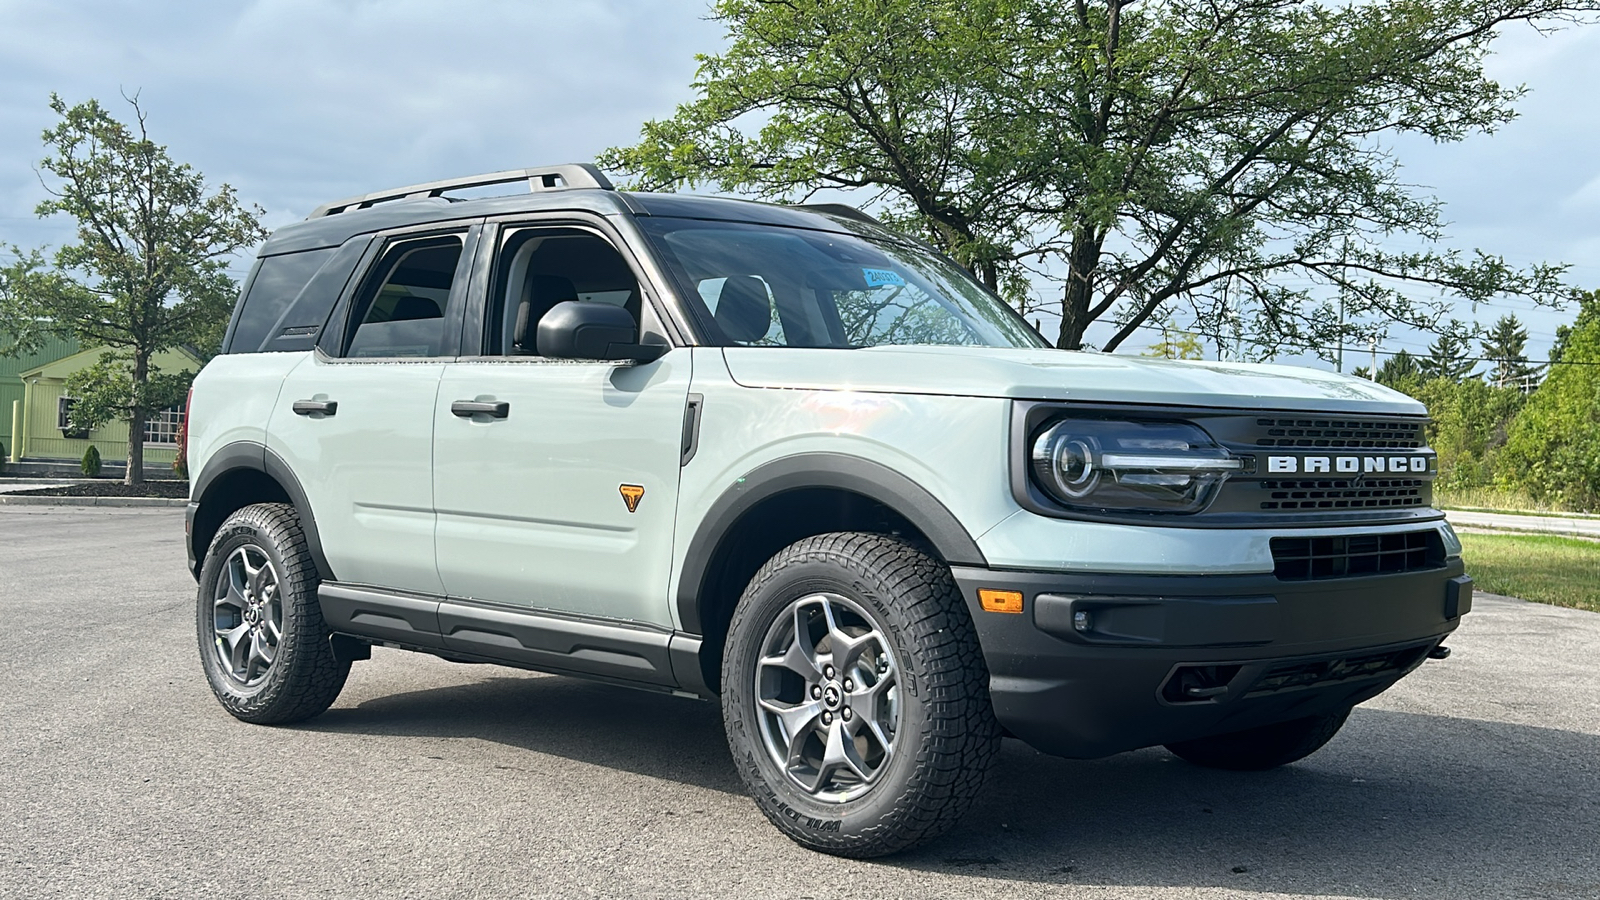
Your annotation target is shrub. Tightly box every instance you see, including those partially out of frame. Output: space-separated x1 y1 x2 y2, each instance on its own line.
81 444 101 477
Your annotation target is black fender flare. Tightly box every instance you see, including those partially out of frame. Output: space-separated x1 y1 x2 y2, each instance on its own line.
674 452 987 634
189 440 335 582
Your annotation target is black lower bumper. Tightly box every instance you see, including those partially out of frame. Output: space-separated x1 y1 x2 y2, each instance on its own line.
951 562 1471 759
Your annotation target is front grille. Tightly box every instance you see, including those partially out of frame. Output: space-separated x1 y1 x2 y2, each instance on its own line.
1271 530 1443 580
1243 645 1431 697
1252 417 1424 449
1260 478 1426 511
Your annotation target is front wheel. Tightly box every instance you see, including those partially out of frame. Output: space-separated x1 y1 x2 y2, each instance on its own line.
1164 709 1352 771
721 533 1000 858
196 503 349 724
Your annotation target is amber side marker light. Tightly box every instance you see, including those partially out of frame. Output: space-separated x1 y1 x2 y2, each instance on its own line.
978 589 1024 614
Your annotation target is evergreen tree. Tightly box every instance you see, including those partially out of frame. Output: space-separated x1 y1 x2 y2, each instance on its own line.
1376 348 1422 388
1480 314 1540 389
1420 320 1477 381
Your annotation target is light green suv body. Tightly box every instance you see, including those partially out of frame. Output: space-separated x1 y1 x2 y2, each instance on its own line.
186 165 1470 857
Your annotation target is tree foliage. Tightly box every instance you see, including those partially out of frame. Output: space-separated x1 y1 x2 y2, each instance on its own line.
1496 291 1600 508
604 0 1590 354
1376 348 1422 389
1419 319 1477 381
1479 313 1540 387
0 94 265 483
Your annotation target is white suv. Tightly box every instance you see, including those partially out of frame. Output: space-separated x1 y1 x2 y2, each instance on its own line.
186 164 1472 857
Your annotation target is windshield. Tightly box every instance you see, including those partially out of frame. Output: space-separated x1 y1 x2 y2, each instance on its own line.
637 217 1047 349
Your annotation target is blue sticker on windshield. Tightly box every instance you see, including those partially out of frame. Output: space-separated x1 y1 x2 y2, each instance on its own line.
862 267 906 287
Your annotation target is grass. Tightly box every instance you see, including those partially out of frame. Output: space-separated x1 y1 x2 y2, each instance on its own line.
1457 532 1600 613
1435 485 1598 517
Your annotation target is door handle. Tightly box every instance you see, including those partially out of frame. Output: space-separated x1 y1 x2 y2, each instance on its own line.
451 400 510 419
292 399 337 416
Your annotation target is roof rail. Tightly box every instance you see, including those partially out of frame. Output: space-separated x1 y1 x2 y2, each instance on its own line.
307 163 614 219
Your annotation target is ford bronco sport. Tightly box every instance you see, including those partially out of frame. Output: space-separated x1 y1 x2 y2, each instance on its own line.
186 163 1472 857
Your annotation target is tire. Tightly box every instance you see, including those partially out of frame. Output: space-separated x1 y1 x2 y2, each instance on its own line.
721 532 1001 858
1164 708 1352 771
196 502 349 724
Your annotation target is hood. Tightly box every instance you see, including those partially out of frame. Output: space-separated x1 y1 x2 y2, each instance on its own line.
721 346 1425 415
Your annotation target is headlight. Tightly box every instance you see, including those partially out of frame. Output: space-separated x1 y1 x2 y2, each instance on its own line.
1030 418 1242 514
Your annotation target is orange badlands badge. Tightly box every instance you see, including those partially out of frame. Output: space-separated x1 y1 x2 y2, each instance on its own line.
619 484 645 513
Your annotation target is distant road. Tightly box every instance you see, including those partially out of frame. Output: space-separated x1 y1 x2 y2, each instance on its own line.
1445 509 1600 539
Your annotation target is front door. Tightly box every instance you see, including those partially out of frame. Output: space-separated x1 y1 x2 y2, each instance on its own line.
432 224 690 627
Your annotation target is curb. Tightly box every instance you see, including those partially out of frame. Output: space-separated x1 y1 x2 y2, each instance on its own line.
0 495 188 508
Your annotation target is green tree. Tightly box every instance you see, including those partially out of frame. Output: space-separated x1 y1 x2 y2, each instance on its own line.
1420 320 1478 381
1480 313 1540 389
1142 319 1205 359
604 0 1582 354
1376 348 1423 389
1410 377 1525 491
1497 291 1600 509
0 94 264 484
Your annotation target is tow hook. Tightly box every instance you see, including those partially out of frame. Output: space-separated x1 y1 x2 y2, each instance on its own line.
1427 645 1451 660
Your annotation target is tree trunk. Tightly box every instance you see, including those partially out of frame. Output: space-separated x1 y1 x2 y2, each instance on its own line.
1057 227 1101 350
125 353 147 486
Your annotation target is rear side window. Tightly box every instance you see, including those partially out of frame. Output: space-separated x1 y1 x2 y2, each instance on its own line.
226 248 336 353
344 236 465 358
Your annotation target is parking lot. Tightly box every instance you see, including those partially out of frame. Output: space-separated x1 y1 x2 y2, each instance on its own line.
2 506 1597 899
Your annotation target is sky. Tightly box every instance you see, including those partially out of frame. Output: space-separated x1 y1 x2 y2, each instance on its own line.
1 0 1596 369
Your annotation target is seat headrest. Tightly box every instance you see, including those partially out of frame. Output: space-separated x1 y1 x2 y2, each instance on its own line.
513 274 580 351
715 275 772 343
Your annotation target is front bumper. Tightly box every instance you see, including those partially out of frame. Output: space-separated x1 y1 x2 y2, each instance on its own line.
951 562 1470 759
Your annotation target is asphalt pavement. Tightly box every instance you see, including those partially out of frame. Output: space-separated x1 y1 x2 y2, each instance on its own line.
2 506 1597 899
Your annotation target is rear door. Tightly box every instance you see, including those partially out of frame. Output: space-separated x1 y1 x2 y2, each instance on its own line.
432 219 690 628
267 224 480 594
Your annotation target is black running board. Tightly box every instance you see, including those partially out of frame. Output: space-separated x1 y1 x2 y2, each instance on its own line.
318 583 708 696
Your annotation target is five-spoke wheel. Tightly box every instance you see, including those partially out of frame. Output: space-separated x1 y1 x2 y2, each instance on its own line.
755 593 899 802
210 545 284 687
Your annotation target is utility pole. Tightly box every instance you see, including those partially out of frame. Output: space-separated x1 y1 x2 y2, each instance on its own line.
1370 335 1377 380
1336 238 1348 373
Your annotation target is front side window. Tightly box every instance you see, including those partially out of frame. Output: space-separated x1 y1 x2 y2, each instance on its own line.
638 218 1046 350
485 227 642 356
344 235 464 358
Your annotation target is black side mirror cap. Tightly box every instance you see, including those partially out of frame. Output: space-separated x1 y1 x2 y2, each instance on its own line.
536 301 666 363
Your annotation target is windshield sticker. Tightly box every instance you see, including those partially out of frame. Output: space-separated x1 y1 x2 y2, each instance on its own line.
862 267 906 287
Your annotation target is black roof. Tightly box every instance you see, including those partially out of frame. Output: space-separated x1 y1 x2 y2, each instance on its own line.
258 167 895 256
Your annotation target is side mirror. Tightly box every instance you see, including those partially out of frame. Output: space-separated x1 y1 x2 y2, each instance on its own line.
536 301 666 363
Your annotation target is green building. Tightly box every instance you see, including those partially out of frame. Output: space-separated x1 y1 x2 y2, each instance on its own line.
5 341 199 470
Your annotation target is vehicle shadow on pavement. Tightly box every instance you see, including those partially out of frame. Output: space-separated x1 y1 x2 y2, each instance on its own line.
305 673 745 795
305 674 1600 899
901 707 1600 898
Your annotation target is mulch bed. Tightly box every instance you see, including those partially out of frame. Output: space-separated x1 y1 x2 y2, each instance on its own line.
8 481 189 499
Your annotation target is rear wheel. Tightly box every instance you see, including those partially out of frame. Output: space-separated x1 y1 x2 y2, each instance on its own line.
721 533 1000 858
1164 709 1351 771
196 503 349 724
